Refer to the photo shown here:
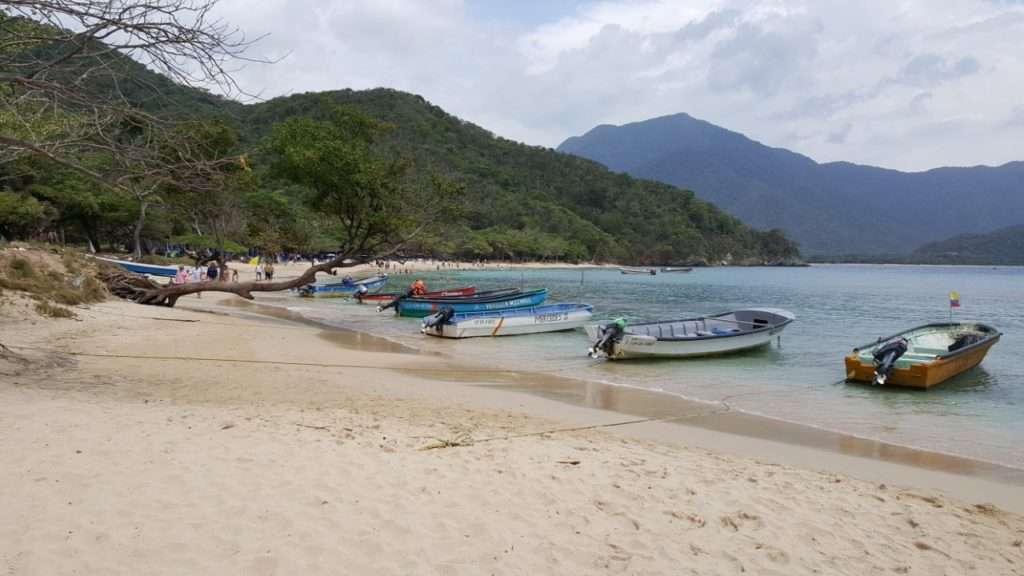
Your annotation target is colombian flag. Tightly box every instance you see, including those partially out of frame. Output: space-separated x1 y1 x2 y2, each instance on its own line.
949 291 960 308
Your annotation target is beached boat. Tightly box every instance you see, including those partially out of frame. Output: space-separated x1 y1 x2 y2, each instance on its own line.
297 275 388 298
354 286 475 303
391 288 548 318
95 256 179 278
844 322 1001 388
586 308 795 360
421 303 593 338
620 267 657 275
661 267 693 273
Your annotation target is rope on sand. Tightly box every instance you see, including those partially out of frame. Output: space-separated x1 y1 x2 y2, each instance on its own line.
0 344 589 375
3 344 844 448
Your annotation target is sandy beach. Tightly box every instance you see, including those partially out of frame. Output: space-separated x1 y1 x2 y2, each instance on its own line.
2 279 1024 574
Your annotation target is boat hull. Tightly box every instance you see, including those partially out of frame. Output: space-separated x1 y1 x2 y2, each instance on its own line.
396 289 548 318
356 287 475 303
585 323 787 359
585 308 794 360
423 304 592 338
845 325 1000 389
300 275 388 298
96 257 178 278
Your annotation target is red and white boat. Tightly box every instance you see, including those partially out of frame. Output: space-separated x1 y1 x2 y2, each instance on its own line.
354 286 476 303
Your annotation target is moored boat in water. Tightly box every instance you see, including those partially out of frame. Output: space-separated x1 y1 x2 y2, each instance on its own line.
586 308 795 360
297 275 388 298
844 322 1001 388
620 267 657 275
95 256 178 277
421 303 593 338
391 288 548 318
660 267 693 273
354 286 475 303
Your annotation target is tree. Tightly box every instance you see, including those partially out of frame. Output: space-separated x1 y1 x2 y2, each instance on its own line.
109 106 463 306
0 0 260 235
0 189 51 239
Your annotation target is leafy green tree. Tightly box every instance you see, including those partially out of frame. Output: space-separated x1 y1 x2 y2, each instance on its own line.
0 190 52 240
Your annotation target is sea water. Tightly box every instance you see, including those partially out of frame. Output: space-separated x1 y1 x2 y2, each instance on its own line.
277 265 1024 469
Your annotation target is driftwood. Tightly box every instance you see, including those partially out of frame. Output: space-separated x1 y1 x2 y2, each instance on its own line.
98 255 362 307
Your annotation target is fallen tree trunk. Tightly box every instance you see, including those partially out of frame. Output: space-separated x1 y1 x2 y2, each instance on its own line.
99 255 362 307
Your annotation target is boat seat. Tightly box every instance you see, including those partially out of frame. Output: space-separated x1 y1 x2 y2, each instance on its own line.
911 347 946 356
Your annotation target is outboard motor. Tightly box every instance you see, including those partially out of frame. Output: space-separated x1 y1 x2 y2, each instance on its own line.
872 338 908 385
354 284 369 303
421 307 456 333
377 288 415 313
588 318 627 358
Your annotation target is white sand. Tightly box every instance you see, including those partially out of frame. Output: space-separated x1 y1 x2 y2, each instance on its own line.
1 295 1023 575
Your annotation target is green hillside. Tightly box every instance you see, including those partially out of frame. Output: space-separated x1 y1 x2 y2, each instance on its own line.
236 89 799 264
1 19 800 265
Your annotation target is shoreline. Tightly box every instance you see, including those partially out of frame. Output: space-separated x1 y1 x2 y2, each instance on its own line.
4 293 1024 573
198 295 1024 509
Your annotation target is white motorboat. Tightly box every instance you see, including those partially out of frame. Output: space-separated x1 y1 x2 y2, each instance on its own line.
586 308 795 359
422 303 593 339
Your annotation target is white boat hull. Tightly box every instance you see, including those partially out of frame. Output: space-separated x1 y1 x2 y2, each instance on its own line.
585 308 794 360
426 307 592 339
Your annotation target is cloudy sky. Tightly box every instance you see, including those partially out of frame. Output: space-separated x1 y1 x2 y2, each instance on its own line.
212 0 1024 171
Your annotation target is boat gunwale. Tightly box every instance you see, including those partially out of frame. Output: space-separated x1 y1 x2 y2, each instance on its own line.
312 274 388 288
850 322 1003 361
400 288 547 306
618 309 795 343
446 303 593 322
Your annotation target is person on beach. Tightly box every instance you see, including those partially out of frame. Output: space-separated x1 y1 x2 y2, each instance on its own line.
173 266 188 285
231 268 239 282
264 260 275 281
206 261 219 282
255 261 264 281
410 279 427 295
188 265 203 298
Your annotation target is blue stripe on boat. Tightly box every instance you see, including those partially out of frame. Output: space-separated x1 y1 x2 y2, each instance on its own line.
397 289 548 317
447 303 592 321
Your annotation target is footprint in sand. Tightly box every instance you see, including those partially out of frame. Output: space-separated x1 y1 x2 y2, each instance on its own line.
245 555 278 576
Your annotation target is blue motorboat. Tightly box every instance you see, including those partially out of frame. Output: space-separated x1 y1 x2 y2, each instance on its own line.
95 256 178 277
298 274 388 298
394 288 548 318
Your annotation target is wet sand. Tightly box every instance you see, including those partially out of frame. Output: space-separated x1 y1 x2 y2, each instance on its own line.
4 289 1024 574
217 295 1024 507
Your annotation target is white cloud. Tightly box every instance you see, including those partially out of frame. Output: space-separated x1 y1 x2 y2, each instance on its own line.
209 0 1024 170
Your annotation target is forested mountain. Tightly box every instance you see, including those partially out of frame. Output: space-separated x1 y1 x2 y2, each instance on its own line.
1 40 801 265
235 90 799 264
910 225 1024 265
558 114 1024 257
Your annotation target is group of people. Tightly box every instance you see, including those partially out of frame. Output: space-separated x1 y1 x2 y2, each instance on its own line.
171 261 238 288
254 260 275 281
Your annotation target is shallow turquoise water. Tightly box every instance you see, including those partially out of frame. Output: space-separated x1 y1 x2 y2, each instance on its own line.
283 265 1024 468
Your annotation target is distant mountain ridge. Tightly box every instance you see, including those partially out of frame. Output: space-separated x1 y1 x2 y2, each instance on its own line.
910 225 1024 265
558 113 1024 256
